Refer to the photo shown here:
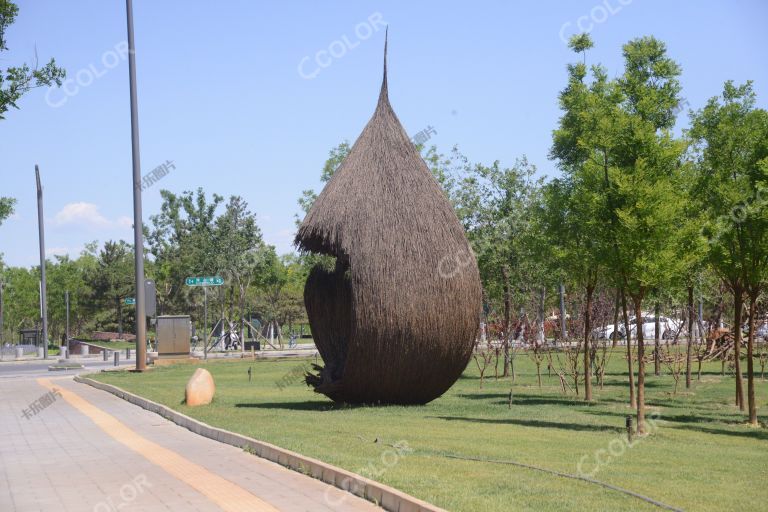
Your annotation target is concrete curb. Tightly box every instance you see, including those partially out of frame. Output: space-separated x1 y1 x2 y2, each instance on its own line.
74 375 445 512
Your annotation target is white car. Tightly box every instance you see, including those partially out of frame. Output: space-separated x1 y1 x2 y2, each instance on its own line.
627 315 683 340
592 324 624 341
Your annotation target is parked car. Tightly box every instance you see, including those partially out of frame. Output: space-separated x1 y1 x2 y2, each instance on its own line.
592 324 624 341
743 321 768 341
628 315 684 340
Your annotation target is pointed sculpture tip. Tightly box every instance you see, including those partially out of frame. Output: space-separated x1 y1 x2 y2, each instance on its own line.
379 26 389 104
384 26 388 75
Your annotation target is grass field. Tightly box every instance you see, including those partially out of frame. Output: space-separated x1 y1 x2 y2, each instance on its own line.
91 350 767 511
84 340 136 350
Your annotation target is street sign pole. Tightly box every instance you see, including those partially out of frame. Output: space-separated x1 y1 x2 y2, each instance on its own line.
126 0 146 371
204 286 208 360
65 291 70 357
185 276 223 359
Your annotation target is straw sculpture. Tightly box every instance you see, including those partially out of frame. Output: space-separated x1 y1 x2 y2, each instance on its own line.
296 32 482 404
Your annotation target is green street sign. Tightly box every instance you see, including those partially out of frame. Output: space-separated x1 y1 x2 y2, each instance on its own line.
125 297 136 305
185 276 224 287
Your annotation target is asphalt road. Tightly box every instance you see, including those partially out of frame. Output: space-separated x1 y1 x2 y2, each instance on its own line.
0 357 136 380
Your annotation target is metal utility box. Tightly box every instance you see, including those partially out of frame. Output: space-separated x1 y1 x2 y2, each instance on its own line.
156 315 191 358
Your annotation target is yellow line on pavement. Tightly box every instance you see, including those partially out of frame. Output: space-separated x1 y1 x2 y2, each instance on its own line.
37 378 280 512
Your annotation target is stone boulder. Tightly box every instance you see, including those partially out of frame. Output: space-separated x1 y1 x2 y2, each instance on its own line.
185 368 215 406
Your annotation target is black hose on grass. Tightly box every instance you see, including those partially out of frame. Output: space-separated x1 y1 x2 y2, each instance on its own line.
355 436 682 511
438 452 683 512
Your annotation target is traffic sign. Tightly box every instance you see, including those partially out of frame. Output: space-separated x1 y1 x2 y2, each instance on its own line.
185 276 224 287
125 297 136 305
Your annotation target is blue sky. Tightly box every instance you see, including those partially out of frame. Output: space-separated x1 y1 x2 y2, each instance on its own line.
1 0 767 268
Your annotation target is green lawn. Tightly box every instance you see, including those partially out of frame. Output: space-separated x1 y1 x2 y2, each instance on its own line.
91 350 767 511
84 340 136 350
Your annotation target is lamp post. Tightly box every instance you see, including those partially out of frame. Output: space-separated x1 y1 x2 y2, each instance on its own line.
126 0 146 370
35 166 48 360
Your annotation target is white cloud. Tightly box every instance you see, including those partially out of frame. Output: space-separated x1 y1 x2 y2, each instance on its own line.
54 202 131 230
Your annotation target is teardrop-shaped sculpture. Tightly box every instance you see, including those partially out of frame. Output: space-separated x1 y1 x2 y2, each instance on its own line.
296 33 482 404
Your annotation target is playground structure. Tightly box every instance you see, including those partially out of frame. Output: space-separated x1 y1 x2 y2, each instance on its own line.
191 317 298 354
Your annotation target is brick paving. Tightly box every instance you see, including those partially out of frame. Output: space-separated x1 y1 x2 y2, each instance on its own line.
0 375 381 512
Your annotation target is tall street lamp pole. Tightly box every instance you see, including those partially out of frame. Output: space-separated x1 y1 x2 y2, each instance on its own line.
126 0 146 370
35 165 48 360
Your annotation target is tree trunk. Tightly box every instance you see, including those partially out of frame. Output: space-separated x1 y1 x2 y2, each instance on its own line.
733 284 745 410
584 284 594 401
612 289 620 348
747 291 758 426
686 286 693 389
539 287 546 345
633 291 647 434
560 283 567 342
502 266 511 377
621 288 636 409
536 362 542 388
654 302 661 376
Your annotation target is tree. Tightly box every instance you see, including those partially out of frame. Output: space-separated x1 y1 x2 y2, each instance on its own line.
689 81 768 425
453 157 544 378
549 33 619 401
148 188 223 315
610 36 686 433
0 0 65 119
212 195 265 342
0 196 15 225
552 34 686 429
89 241 134 335
296 141 351 224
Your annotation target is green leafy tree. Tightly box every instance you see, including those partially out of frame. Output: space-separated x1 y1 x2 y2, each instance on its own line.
552 33 686 428
0 0 65 119
0 196 15 225
549 33 621 401
689 81 768 425
296 141 351 224
148 188 224 314
0 265 38 340
611 36 686 434
212 195 265 339
88 241 134 335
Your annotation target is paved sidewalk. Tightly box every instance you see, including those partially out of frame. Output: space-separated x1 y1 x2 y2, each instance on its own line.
0 376 380 512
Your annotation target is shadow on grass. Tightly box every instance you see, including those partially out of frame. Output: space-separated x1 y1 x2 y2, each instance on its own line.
457 393 586 407
670 424 768 440
235 401 346 412
429 415 622 433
